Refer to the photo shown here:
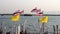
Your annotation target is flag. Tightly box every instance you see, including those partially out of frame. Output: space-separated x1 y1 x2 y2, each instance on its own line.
14 10 24 14
31 8 37 12
16 10 20 12
39 16 48 23
20 10 24 14
36 13 43 16
36 9 41 13
11 14 20 21
36 11 43 16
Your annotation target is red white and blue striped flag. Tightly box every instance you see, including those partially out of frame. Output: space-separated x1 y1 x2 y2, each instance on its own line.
31 8 43 16
31 7 37 12
14 10 24 15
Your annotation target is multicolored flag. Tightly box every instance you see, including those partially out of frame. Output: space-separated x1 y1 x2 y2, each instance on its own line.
39 16 48 23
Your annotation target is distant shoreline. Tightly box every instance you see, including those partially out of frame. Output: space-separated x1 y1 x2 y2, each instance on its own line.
0 14 60 16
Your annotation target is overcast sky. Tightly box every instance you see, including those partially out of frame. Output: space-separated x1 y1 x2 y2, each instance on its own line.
0 0 60 14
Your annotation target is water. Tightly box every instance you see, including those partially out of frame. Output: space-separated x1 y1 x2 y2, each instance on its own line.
0 15 60 34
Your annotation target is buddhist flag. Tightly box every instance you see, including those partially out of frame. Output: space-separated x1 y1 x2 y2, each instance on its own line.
11 14 20 21
39 16 48 23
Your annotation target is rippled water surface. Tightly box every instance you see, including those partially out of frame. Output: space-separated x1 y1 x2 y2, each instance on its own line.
0 15 60 34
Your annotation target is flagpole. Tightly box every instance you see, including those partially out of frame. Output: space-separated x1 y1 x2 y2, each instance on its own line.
42 23 45 34
22 20 27 34
39 16 48 34
12 21 13 34
15 21 19 34
18 24 20 34
14 21 18 34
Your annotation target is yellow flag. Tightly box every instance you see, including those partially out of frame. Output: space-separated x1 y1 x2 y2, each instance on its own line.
11 14 20 21
39 16 48 23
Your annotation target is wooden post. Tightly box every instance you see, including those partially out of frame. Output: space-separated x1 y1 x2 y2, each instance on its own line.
56 25 58 34
0 22 3 34
0 29 2 34
6 32 10 34
53 25 55 34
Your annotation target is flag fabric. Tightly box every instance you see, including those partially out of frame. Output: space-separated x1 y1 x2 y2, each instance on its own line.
14 10 24 14
31 8 37 12
20 10 24 14
11 14 20 21
16 10 20 12
36 9 41 13
31 8 43 16
36 13 43 16
39 16 48 23
36 11 43 16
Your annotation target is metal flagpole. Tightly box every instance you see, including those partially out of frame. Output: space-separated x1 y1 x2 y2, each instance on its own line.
4 26 6 34
18 24 20 34
12 21 14 34
22 20 27 34
42 23 45 34
15 21 18 34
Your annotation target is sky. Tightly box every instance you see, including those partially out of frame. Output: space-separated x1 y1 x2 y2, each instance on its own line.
0 0 60 14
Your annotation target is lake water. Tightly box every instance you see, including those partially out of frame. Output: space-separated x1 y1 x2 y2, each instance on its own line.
0 15 60 34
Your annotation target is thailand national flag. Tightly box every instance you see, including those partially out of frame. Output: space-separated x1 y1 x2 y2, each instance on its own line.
31 8 37 12
17 10 20 12
20 10 24 14
36 9 41 13
36 11 43 16
14 10 24 15
36 13 43 16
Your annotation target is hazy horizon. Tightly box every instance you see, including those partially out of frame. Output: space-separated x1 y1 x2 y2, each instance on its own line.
0 0 60 14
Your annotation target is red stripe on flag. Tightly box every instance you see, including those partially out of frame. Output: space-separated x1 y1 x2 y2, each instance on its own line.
20 10 24 14
36 9 41 13
36 12 43 16
31 8 37 12
36 14 43 16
